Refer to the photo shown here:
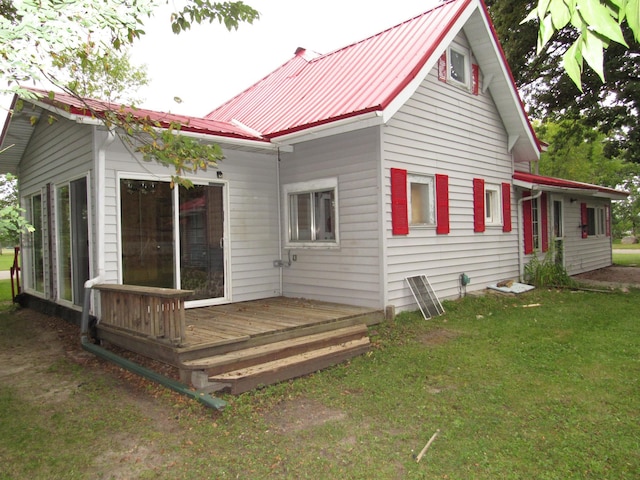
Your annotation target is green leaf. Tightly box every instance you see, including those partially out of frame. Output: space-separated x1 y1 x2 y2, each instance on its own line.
582 29 606 82
626 0 640 41
562 39 584 91
549 0 572 29
577 0 629 45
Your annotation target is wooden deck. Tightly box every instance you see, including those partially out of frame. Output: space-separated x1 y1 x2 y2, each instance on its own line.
96 296 384 391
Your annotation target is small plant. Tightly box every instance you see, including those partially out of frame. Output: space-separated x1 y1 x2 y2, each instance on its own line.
524 250 573 287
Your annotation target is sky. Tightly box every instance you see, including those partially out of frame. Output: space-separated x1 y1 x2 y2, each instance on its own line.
130 0 440 117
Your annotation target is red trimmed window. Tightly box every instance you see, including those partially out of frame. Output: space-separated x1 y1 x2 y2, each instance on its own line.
473 178 485 233
501 182 511 232
390 168 409 235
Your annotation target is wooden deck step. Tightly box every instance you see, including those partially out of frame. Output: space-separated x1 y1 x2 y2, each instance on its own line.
209 336 370 394
180 324 368 376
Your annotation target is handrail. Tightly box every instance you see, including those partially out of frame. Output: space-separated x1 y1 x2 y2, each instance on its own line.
94 283 193 345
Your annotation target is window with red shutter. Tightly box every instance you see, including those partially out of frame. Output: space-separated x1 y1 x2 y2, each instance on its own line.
391 168 409 235
435 174 449 234
473 178 485 233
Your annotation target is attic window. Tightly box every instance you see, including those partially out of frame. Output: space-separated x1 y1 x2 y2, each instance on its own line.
448 45 469 88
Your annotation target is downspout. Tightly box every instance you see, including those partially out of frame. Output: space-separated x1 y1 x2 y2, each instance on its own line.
80 282 226 410
517 189 542 282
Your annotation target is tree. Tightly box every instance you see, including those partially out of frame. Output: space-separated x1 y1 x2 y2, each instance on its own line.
486 0 640 164
523 0 640 89
1 1 259 184
50 47 149 105
0 173 33 248
535 119 627 186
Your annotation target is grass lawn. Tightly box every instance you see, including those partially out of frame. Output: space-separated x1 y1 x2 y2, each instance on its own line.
613 253 640 266
0 249 16 271
1 287 639 479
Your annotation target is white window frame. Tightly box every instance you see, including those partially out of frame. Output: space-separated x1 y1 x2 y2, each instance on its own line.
484 185 501 226
408 174 435 227
283 178 339 248
447 43 470 89
588 206 606 236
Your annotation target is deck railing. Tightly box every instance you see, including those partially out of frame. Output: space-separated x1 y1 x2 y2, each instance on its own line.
94 284 193 345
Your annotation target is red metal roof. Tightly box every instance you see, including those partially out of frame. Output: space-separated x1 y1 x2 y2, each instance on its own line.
206 0 473 138
25 87 266 142
513 171 628 198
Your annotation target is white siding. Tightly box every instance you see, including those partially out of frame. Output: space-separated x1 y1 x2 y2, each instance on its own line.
102 135 281 302
383 38 519 312
18 117 94 301
279 128 382 308
558 197 612 275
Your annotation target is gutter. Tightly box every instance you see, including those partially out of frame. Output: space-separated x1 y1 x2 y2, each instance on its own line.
80 280 226 410
517 189 542 282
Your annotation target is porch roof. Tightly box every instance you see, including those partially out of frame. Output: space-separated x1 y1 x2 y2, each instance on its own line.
513 171 629 200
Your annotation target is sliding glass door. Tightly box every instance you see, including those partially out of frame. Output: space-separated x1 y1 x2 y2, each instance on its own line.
120 179 226 303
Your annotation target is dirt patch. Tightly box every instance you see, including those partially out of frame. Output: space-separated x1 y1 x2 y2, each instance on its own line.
264 397 347 434
573 265 640 288
418 328 460 347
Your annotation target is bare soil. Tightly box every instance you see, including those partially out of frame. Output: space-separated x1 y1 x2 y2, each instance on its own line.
573 265 640 287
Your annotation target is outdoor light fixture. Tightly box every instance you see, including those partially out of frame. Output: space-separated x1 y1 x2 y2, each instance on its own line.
217 171 223 178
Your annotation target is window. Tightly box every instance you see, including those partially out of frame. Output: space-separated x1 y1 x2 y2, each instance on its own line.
284 178 338 246
409 174 435 225
485 186 501 225
587 206 606 236
531 196 540 250
27 193 44 293
56 178 90 306
448 45 469 87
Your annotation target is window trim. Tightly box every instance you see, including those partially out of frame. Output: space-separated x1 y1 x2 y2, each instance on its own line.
408 174 435 227
484 184 502 226
283 178 339 248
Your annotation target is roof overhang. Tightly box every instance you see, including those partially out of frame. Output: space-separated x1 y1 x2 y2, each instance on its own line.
513 172 629 200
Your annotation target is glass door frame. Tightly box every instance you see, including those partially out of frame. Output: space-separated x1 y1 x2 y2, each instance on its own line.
551 195 565 267
117 173 230 308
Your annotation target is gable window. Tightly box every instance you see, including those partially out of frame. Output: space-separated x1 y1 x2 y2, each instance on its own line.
409 174 435 225
284 178 338 246
449 47 468 85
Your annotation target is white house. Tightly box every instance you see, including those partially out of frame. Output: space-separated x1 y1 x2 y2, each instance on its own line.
0 0 627 321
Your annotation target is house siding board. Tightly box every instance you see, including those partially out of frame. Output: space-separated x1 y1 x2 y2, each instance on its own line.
102 138 281 302
383 53 518 312
17 118 94 300
279 127 382 308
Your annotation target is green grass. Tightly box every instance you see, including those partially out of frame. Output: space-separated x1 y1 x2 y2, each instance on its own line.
0 279 11 302
0 249 16 271
1 288 640 479
612 241 640 249
613 253 640 266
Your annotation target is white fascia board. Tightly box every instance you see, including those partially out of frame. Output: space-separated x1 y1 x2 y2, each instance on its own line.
271 111 384 146
28 99 104 126
175 128 285 151
382 3 478 123
514 179 626 199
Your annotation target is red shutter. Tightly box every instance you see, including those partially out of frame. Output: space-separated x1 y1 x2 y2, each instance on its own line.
581 202 588 238
501 182 511 232
435 174 450 234
540 193 549 252
523 191 534 254
473 178 485 233
390 168 409 235
605 204 611 237
472 63 480 95
438 53 447 82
